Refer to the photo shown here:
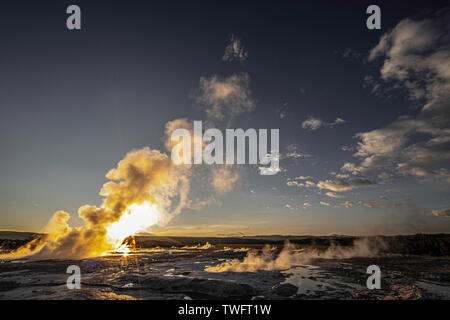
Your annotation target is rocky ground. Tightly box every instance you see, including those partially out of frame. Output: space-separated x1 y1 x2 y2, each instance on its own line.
0 248 449 300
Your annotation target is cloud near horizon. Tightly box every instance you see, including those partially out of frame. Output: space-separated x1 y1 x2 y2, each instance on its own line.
197 73 255 122
316 177 375 192
429 208 450 218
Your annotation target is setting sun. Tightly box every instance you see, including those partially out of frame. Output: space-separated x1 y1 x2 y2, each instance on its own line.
106 202 160 248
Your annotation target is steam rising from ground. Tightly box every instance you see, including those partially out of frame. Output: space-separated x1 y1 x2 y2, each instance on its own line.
181 242 214 249
2 147 190 260
206 238 386 272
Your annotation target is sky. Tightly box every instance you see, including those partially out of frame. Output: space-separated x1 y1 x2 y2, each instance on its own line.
0 0 449 236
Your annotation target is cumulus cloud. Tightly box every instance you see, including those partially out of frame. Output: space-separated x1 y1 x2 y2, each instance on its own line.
164 118 242 198
304 181 315 187
286 179 303 187
197 73 255 122
342 48 362 59
301 116 346 130
341 145 355 152
320 201 331 206
353 10 450 186
193 73 255 190
6 147 191 260
317 179 354 192
340 199 399 209
302 117 324 130
222 35 248 63
284 144 310 159
358 201 375 208
342 201 355 207
341 162 361 175
317 177 375 192
286 176 316 188
378 203 400 209
211 165 240 194
428 208 450 218
326 192 344 198
164 118 196 156
397 164 450 184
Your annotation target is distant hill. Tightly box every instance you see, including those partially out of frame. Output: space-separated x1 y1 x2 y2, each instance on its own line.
0 231 41 240
1 231 450 256
133 235 356 248
132 234 450 256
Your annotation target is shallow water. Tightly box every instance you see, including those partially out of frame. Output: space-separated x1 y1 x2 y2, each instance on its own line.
283 264 365 297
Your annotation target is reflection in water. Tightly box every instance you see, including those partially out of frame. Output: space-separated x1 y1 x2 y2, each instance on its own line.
283 264 364 296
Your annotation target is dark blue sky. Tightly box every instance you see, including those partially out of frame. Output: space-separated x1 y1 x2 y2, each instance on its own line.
1 0 449 235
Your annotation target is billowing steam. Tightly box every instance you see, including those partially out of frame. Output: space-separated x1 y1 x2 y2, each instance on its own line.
2 147 190 260
206 238 386 272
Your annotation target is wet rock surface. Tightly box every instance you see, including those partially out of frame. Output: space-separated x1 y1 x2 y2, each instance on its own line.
272 283 298 296
141 276 257 298
0 280 19 292
0 249 449 300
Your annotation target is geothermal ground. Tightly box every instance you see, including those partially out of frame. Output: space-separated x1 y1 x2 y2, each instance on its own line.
1 246 450 300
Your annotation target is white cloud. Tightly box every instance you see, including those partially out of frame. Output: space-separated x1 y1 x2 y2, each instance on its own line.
353 11 450 186
211 166 240 194
428 208 450 218
305 181 316 188
223 35 248 63
197 73 255 122
342 48 362 59
284 144 310 159
341 162 361 175
332 117 346 126
286 176 315 188
358 201 375 208
326 192 344 198
397 164 450 184
317 179 354 192
296 175 312 180
301 116 346 130
302 117 324 130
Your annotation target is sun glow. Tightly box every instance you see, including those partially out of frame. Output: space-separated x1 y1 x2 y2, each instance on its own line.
105 201 160 249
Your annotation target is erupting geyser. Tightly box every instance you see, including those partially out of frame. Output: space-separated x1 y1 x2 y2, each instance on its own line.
105 201 161 249
1 147 190 260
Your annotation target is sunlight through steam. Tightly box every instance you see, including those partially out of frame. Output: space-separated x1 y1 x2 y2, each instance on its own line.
106 201 160 248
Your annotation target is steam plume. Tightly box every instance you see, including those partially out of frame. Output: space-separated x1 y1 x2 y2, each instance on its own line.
2 147 190 260
205 238 386 272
